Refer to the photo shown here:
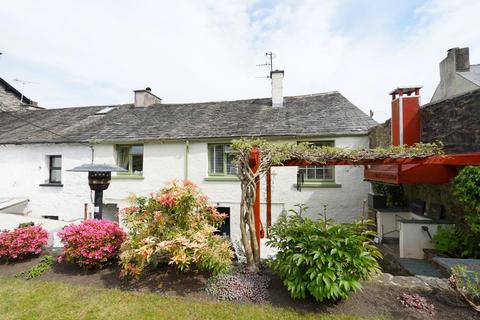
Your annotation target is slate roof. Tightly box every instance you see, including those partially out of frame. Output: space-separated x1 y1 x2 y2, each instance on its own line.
458 64 480 86
0 92 377 144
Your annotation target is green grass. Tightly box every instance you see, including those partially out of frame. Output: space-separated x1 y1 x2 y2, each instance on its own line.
0 277 369 320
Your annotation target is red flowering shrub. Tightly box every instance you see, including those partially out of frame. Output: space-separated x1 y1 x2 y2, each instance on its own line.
58 220 126 268
0 225 48 261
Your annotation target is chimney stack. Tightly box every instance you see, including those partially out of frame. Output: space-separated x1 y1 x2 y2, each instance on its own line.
134 87 162 107
448 47 470 71
271 70 284 108
389 86 422 146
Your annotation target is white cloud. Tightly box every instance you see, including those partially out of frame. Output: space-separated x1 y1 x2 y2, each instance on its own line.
0 0 479 121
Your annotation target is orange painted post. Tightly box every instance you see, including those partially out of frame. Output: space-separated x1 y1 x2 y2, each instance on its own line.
249 147 262 251
266 167 272 236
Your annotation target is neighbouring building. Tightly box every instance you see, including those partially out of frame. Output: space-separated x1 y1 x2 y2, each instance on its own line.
431 47 480 102
0 71 376 246
0 77 41 111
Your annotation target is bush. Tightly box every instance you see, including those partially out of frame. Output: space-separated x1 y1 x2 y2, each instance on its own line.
432 225 476 258
267 209 382 301
432 167 480 258
454 166 480 235
57 220 126 268
0 225 48 261
120 180 233 278
449 264 480 310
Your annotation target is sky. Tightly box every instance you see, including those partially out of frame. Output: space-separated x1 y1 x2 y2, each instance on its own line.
0 0 479 122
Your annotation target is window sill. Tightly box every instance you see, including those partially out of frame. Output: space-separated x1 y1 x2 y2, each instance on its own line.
293 182 341 188
39 183 63 187
204 176 239 182
112 175 144 180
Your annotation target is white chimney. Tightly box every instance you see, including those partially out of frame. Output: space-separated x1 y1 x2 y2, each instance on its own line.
134 87 162 107
271 70 284 108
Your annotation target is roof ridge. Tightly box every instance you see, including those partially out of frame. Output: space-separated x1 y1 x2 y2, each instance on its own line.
159 91 340 106
37 103 133 111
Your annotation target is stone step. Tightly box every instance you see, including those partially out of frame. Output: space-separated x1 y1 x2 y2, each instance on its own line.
399 258 443 278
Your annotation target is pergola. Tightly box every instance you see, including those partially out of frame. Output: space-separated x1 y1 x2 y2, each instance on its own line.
248 148 480 252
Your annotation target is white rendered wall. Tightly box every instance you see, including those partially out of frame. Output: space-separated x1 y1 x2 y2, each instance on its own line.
0 143 92 221
0 136 371 243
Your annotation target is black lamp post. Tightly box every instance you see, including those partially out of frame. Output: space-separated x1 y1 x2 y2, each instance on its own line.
68 164 127 219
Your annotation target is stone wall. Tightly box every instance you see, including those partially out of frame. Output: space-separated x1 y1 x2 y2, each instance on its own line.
368 88 480 222
422 89 480 153
369 119 391 148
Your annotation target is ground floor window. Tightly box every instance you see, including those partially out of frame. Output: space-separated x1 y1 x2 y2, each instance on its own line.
298 141 335 182
116 145 144 175
208 143 236 176
48 155 62 184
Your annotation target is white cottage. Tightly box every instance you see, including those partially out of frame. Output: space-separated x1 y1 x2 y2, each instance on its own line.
0 71 376 244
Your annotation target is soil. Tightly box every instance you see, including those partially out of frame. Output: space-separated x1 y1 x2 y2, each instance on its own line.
1 254 478 320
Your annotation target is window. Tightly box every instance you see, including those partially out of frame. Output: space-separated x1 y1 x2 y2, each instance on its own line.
298 141 335 182
208 144 236 176
48 155 62 184
116 145 144 175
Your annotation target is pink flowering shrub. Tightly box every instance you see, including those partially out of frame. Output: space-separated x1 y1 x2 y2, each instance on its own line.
57 220 126 268
0 225 48 261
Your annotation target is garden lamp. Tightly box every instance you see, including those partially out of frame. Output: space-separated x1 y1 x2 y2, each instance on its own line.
68 163 127 220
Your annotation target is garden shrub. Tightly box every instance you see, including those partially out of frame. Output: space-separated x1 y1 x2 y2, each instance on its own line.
57 219 126 268
432 225 476 258
449 264 480 310
120 180 233 278
454 166 480 241
0 225 48 261
267 209 382 301
435 166 480 258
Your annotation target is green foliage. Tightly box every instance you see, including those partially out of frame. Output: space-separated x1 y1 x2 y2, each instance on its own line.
438 166 480 258
120 180 233 277
432 226 476 258
17 222 34 229
371 183 407 207
267 208 382 301
454 166 480 233
451 264 480 301
15 255 55 280
231 138 443 166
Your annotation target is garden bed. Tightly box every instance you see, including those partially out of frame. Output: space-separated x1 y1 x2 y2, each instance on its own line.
0 254 478 319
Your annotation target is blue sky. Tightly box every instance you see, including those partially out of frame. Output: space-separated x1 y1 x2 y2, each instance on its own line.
0 0 479 121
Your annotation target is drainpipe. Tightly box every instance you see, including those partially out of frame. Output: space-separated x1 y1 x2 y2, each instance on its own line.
184 140 190 180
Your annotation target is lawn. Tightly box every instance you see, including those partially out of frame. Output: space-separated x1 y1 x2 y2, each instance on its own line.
0 277 368 320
